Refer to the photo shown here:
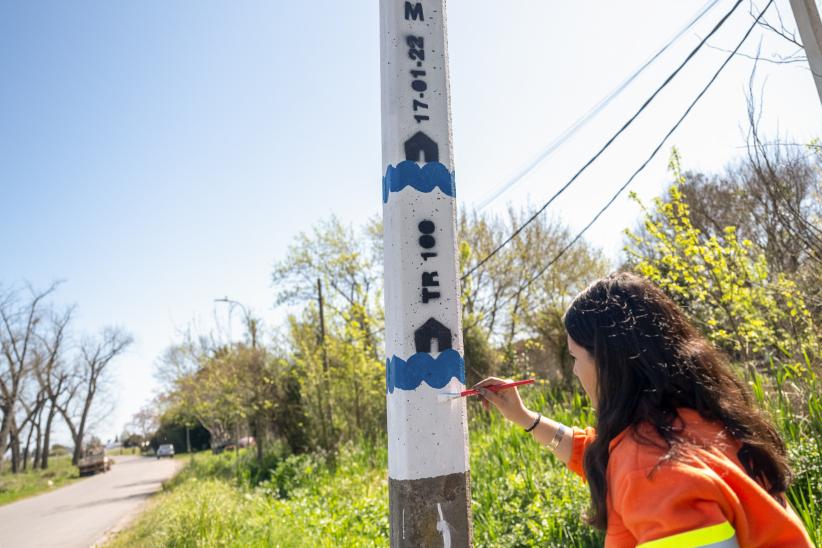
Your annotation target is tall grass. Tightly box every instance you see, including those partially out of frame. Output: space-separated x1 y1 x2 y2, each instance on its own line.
111 375 819 546
110 387 599 547
746 359 821 545
470 387 601 547
110 447 389 547
0 454 79 506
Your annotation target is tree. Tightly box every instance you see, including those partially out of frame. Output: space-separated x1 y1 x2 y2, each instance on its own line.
185 347 245 449
156 326 257 453
625 149 818 373
273 216 384 359
458 207 608 383
0 283 58 472
35 306 73 469
129 404 159 445
283 304 385 451
639 85 822 325
59 327 133 464
150 415 210 453
16 385 46 471
273 217 384 451
157 326 313 458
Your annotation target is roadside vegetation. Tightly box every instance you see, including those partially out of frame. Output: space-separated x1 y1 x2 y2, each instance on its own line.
110 364 819 546
111 388 601 547
0 453 79 506
117 136 820 545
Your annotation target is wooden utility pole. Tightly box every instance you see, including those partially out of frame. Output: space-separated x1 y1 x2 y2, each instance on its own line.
234 421 239 482
380 1 472 546
789 0 822 104
316 278 330 377
315 279 333 448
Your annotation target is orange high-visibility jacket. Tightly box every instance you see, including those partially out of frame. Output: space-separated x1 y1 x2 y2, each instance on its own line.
567 408 812 547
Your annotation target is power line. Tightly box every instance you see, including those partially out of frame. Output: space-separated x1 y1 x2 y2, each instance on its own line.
474 0 722 211
461 0 746 282
493 0 776 315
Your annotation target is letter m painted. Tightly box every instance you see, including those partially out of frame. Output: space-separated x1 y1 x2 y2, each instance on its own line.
404 2 423 21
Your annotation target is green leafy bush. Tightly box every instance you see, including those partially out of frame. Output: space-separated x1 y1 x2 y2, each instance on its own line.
112 376 820 546
625 149 818 371
111 388 599 547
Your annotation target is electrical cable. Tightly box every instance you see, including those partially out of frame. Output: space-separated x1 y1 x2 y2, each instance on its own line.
492 0 775 315
461 0 746 282
474 0 722 211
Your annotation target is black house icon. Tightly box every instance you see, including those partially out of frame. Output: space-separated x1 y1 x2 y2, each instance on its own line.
404 131 439 164
414 317 452 353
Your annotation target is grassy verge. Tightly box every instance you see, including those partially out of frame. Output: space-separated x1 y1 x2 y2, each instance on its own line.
749 364 822 545
109 374 819 546
108 446 390 547
0 454 80 506
471 387 602 546
109 388 602 547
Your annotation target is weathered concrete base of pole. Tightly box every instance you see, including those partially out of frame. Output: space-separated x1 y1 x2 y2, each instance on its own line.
389 472 472 547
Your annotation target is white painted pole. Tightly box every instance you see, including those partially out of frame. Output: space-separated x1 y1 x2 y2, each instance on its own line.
789 0 822 105
379 1 472 546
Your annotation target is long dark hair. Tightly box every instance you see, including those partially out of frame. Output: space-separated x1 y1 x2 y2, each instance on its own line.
563 272 790 529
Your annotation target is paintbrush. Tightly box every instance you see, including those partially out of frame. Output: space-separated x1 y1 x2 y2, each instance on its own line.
438 379 534 402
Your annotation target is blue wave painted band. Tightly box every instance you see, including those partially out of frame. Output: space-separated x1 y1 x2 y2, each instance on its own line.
382 161 456 203
386 349 465 393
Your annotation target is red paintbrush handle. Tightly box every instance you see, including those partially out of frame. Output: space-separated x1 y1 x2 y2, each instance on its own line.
460 379 534 398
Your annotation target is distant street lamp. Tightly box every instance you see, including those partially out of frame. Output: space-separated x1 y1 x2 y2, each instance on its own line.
213 296 256 481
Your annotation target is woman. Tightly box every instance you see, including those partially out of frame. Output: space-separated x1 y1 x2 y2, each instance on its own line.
476 272 812 547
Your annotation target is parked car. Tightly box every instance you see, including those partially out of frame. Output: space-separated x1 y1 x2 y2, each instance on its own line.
212 439 235 454
212 437 256 454
156 443 175 459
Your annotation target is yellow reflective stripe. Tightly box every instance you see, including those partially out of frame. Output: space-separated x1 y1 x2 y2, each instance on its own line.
637 521 735 548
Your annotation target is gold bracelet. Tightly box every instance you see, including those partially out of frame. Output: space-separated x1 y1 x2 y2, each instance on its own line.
548 424 567 451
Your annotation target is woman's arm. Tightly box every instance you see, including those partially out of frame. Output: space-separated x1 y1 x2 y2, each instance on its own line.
474 377 575 464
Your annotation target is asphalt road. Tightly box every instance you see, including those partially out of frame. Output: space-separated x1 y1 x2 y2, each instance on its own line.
0 455 182 548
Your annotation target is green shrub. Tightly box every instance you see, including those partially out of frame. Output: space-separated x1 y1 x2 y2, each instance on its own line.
113 382 819 546
265 453 325 499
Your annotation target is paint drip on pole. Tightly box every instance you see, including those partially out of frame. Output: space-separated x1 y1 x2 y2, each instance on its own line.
380 1 473 546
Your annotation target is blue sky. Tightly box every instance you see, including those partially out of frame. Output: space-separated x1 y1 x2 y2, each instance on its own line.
2 1 820 442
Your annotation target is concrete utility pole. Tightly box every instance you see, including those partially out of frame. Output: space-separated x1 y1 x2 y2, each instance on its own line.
789 0 822 104
380 1 472 546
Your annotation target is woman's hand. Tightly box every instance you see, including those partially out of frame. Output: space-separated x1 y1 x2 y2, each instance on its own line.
473 377 534 428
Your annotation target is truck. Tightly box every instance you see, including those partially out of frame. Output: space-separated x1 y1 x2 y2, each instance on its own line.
77 446 112 476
